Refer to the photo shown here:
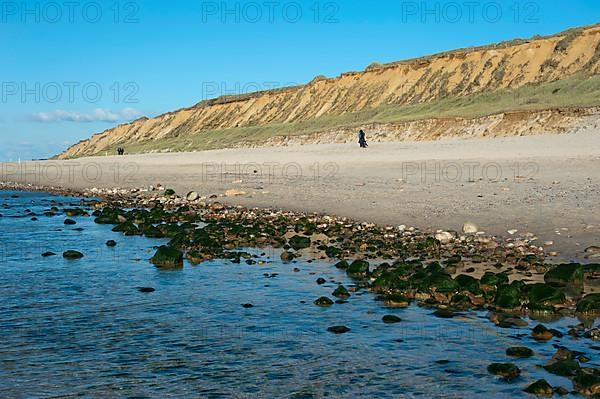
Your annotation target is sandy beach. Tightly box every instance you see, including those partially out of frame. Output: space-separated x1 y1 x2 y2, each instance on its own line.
3 128 600 261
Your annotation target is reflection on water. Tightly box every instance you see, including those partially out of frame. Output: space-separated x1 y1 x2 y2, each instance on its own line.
0 191 597 398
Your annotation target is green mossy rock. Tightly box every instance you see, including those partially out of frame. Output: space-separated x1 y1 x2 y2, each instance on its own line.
288 235 311 251
487 363 521 380
325 246 342 258
544 263 584 286
332 285 350 299
112 222 141 236
327 325 350 334
506 347 534 358
481 272 509 287
335 260 349 269
495 283 522 310
63 250 84 260
527 283 566 310
573 368 600 397
454 274 481 294
576 293 600 314
543 359 580 377
523 379 553 396
383 294 410 308
150 246 183 268
347 260 369 277
427 273 459 293
314 296 334 307
141 225 165 238
382 315 402 324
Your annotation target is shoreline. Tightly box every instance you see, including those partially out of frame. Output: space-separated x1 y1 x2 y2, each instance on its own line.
2 131 600 262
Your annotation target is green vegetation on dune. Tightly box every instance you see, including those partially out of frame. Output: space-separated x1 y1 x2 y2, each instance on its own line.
99 73 600 155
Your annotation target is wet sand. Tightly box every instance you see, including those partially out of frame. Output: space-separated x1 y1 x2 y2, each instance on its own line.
2 129 600 261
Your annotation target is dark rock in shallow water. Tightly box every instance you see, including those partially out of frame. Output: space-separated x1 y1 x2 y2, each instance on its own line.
314 297 334 307
150 246 183 268
480 272 509 288
62 250 84 260
138 287 155 293
347 260 369 277
553 386 568 396
332 285 350 299
531 324 555 341
242 303 254 308
495 283 522 310
280 251 295 263
327 325 350 334
334 260 349 270
487 363 520 380
316 277 326 285
106 240 117 247
383 294 410 308
382 315 402 324
288 235 311 251
527 283 566 311
576 293 600 314
42 252 56 257
432 309 459 318
573 368 600 397
64 219 76 225
544 263 584 287
506 346 534 358
523 379 553 396
454 274 481 294
544 359 580 377
112 221 141 236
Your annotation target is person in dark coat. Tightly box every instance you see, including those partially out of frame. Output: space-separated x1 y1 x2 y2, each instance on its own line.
358 129 368 148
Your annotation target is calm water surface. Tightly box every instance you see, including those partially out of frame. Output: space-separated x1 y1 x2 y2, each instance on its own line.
0 190 598 398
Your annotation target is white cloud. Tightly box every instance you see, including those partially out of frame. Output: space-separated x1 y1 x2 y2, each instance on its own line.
30 107 142 123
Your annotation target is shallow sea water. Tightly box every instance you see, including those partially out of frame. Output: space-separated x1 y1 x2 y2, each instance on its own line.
0 190 598 398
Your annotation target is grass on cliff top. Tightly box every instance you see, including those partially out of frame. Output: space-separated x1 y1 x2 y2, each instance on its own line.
97 73 600 155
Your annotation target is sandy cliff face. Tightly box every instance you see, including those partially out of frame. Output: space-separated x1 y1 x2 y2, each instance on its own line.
58 24 600 159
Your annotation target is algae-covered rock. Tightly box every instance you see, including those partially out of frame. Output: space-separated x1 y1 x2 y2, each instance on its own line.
332 285 350 299
150 246 183 268
527 283 565 311
383 294 410 308
382 315 402 324
62 250 84 260
327 325 350 334
576 293 600 314
523 379 553 396
543 359 580 377
314 296 334 307
495 283 522 310
347 260 369 277
454 274 481 294
335 260 349 269
288 235 311 251
112 221 141 236
487 363 520 380
480 272 509 288
506 346 534 358
573 368 600 397
544 263 584 286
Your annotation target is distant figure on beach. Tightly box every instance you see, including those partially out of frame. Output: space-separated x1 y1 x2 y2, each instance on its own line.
358 129 368 148
117 147 125 156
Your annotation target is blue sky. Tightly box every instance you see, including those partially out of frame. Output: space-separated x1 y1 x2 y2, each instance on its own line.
1 0 599 161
